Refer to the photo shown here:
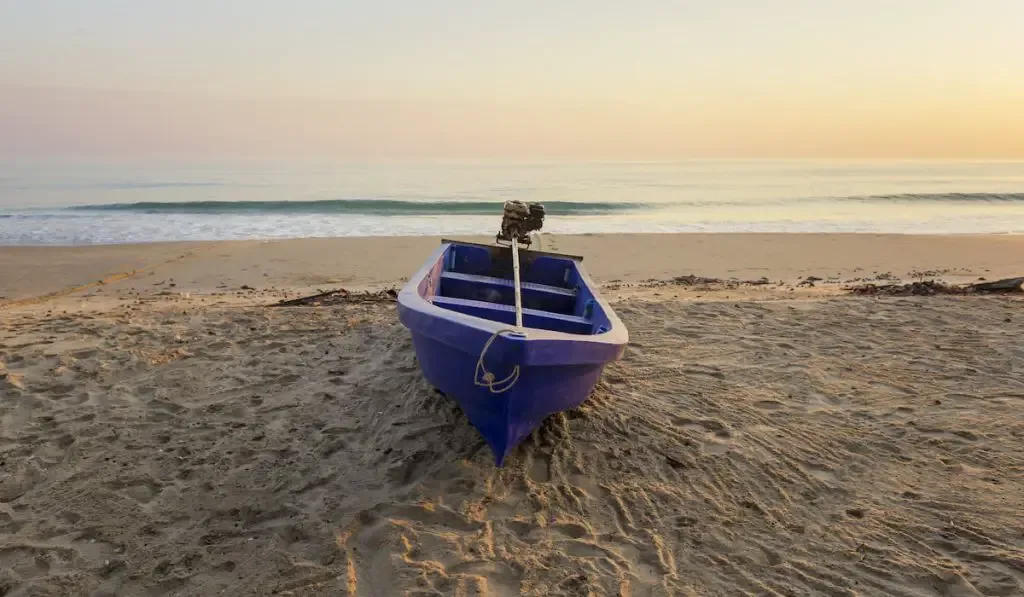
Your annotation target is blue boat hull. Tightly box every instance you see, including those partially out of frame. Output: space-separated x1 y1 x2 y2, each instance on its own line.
397 240 628 466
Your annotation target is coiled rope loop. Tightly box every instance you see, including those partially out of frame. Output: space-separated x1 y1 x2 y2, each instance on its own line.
474 328 522 394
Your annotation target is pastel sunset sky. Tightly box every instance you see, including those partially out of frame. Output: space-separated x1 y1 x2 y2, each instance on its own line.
2 0 1022 159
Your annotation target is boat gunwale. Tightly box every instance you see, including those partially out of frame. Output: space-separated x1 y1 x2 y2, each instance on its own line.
397 240 628 347
439 238 584 262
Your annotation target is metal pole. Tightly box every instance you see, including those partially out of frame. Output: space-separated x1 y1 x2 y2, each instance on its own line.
510 234 523 328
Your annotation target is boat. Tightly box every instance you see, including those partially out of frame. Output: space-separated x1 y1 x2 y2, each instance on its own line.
397 235 628 466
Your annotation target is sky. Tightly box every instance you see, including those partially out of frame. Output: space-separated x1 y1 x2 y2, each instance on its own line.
1 0 1023 159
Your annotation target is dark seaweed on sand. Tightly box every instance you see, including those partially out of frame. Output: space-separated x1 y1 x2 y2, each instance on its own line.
271 287 398 307
847 277 1023 296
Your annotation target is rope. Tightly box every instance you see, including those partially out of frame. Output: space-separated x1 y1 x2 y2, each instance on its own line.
474 328 522 394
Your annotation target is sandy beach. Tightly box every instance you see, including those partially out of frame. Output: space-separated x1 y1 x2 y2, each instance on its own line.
4 233 1024 306
1 233 1023 596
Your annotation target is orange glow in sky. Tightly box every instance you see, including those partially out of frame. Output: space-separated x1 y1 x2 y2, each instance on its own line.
2 1 1023 159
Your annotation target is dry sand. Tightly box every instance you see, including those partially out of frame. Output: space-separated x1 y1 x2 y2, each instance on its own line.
1 234 1023 596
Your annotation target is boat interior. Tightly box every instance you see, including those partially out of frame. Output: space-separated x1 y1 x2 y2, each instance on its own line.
419 241 612 335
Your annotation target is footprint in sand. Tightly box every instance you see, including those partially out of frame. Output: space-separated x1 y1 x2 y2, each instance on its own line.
671 418 733 455
800 462 838 484
0 512 24 534
104 477 165 504
0 546 53 580
527 451 552 483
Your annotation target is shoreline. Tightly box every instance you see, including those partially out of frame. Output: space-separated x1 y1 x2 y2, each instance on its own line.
3 228 1024 247
3 232 1024 305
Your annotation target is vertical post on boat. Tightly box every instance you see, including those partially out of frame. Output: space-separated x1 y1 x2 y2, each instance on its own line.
510 234 524 328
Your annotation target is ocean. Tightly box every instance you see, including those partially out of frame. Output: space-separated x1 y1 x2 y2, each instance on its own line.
2 159 1023 245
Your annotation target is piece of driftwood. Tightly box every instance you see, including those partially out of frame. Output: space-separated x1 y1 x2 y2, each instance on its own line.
272 287 397 307
970 277 1024 292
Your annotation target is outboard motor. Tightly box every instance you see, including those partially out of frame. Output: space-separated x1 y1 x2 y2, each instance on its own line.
496 200 545 247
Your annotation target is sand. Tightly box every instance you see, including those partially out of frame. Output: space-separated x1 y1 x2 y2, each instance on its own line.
4 233 1024 304
1 233 1023 596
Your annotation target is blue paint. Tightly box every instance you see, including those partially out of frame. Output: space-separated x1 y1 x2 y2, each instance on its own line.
397 240 628 466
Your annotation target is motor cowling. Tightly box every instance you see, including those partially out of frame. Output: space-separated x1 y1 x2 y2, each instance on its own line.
496 200 545 246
